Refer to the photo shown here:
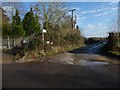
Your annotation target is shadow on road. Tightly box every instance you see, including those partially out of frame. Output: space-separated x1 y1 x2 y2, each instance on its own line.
68 42 119 61
68 42 104 54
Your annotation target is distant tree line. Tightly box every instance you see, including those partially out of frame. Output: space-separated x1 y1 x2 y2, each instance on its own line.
85 37 107 45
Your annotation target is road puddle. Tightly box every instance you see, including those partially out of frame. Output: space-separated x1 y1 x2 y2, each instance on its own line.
73 60 109 66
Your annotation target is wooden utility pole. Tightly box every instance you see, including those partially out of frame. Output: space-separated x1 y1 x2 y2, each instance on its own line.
69 9 76 30
118 1 120 47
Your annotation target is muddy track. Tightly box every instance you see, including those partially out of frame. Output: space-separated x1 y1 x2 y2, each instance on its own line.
15 42 119 64
2 42 119 64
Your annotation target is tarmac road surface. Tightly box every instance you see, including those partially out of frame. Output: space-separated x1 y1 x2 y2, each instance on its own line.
2 63 119 88
2 42 119 88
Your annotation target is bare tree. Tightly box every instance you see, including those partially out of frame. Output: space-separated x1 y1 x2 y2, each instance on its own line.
2 2 25 21
110 19 118 32
33 2 67 27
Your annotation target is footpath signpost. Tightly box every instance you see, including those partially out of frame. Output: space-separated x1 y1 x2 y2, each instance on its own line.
42 29 47 55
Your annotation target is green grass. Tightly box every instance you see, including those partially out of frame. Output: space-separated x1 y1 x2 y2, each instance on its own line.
45 44 84 57
14 44 85 60
109 51 120 56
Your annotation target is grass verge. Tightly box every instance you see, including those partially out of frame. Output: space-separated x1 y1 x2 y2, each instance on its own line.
108 51 120 56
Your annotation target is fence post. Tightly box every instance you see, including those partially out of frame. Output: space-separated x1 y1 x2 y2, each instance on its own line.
7 35 10 49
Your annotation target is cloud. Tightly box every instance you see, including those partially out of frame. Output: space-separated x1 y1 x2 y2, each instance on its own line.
108 2 118 5
111 7 118 10
80 10 96 14
68 2 118 37
98 23 102 26
96 9 101 12
80 7 117 17
80 7 118 14
94 12 109 17
83 23 108 37
102 7 118 11
85 24 95 30
77 16 86 20
94 6 118 17
78 2 118 18
76 16 87 27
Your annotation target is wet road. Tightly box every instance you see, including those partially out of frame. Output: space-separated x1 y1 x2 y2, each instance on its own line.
69 42 107 54
2 42 119 88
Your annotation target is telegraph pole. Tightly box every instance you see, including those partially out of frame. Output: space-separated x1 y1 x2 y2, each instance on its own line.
118 1 120 47
69 9 76 30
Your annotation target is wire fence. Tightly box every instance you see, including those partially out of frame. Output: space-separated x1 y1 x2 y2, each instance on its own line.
2 38 22 49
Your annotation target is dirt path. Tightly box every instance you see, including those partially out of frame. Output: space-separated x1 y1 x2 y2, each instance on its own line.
2 50 14 64
14 42 119 64
40 52 119 65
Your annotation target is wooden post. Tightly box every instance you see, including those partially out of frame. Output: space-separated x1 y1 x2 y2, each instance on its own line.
7 35 10 49
69 9 76 30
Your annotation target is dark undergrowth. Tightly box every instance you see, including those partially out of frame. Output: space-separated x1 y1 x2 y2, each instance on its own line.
100 44 120 60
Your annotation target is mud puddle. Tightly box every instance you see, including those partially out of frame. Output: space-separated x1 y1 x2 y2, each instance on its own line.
73 60 109 66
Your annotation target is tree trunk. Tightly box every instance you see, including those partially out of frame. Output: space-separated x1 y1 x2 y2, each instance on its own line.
7 35 10 49
13 38 16 47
